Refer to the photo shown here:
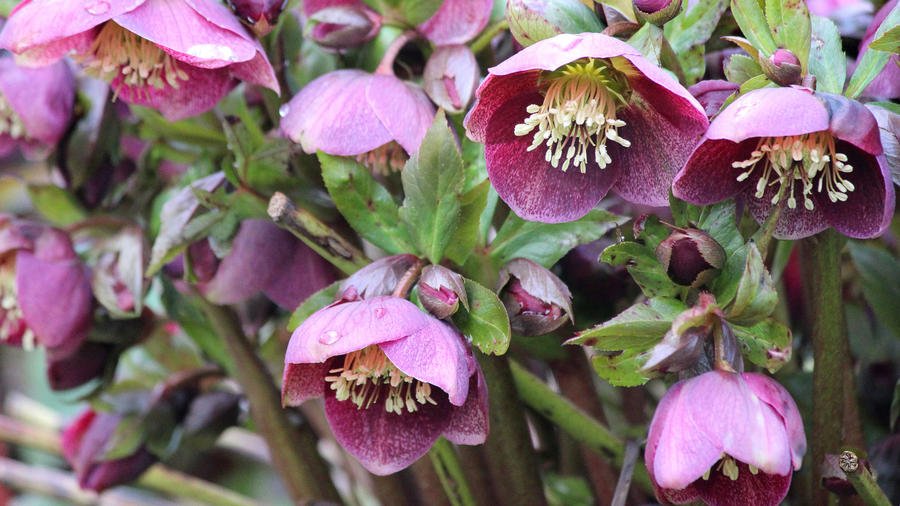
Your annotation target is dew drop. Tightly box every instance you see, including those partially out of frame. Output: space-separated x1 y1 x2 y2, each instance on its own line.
319 330 341 345
374 308 386 319
86 1 110 14
278 104 290 117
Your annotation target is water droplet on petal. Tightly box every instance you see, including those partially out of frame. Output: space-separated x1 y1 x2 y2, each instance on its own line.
86 1 110 14
278 104 290 117
319 330 341 345
374 308 386 319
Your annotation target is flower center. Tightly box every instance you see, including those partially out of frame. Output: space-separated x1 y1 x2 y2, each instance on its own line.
0 95 27 140
356 142 408 176
514 59 631 174
701 455 760 481
732 132 854 211
325 345 438 415
82 22 190 90
0 262 32 349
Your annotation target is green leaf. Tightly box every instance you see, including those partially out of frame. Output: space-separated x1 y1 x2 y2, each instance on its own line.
490 209 627 268
102 415 146 460
600 242 681 298
452 279 510 355
739 73 774 93
695 201 743 255
724 54 764 84
319 153 415 254
891 380 900 431
399 111 465 263
848 242 900 338
628 23 664 63
591 348 652 387
665 0 730 53
26 185 87 226
711 242 749 306
732 319 793 372
765 0 811 71
288 281 341 331
870 25 900 51
445 180 491 265
399 0 442 24
845 1 900 98
731 0 778 56
568 298 687 349
727 242 778 325
808 16 846 94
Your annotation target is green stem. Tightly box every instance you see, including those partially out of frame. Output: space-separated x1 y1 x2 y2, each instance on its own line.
838 451 892 506
509 360 654 494
470 20 509 54
429 439 477 506
798 229 850 506
197 299 342 503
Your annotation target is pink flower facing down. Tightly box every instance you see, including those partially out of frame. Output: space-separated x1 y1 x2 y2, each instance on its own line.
646 371 807 506
280 69 435 175
0 56 75 158
465 33 709 223
0 0 279 121
282 295 488 475
673 86 894 239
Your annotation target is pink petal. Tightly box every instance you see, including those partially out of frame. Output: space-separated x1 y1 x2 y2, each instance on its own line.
465 71 541 143
112 64 235 121
281 362 328 406
229 52 280 93
61 410 97 465
489 33 641 77
706 87 829 142
263 241 338 310
418 0 493 46
12 31 97 67
443 363 489 444
424 45 480 114
0 57 75 146
743 373 807 470
818 92 883 154
366 74 435 155
688 79 739 118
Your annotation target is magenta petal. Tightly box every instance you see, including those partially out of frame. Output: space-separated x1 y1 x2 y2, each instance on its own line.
0 57 75 146
324 386 450 475
484 91 620 222
443 364 488 444
672 139 755 205
281 362 328 406
489 33 641 77
61 410 96 465
818 151 894 239
263 242 338 310
817 92 883 154
743 373 807 470
366 75 435 155
465 72 540 143
113 65 234 121
418 0 492 46
706 87 829 142
229 52 280 93
742 181 830 239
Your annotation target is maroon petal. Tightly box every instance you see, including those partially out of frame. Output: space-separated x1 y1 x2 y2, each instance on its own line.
46 342 112 391
281 362 328 406
465 71 540 143
443 364 488 444
61 410 96 465
742 182 830 240
819 150 894 239
366 75 435 155
263 240 338 310
324 386 451 475
484 91 620 223
617 54 708 133
672 139 755 205
706 87 829 142
418 0 493 46
112 65 235 121
817 92 883 154
81 449 156 492
693 463 792 506
688 79 739 118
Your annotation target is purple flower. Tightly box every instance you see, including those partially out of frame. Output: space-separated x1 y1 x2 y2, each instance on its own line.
645 371 806 506
0 56 74 158
464 33 709 223
688 79 738 118
673 86 894 239
280 69 435 174
302 0 382 49
0 0 279 120
857 0 899 100
282 295 488 475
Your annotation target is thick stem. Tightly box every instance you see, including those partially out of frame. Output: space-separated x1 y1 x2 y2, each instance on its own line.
428 438 477 506
391 257 425 298
476 355 548 506
197 299 341 504
799 230 851 506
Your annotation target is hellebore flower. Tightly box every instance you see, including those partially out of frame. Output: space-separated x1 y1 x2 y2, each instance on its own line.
857 0 899 100
0 0 279 121
280 69 435 174
302 0 382 49
465 33 708 223
228 0 286 36
0 216 93 359
418 0 493 47
282 295 488 475
62 409 157 491
688 80 739 119
645 371 806 506
673 86 894 239
497 258 572 336
0 56 74 158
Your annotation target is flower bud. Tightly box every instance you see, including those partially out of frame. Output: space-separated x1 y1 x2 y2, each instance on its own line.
655 228 725 288
418 265 467 319
497 258 572 336
306 4 381 49
423 45 479 114
760 48 803 86
506 0 605 47
228 0 285 36
642 292 724 373
340 254 419 299
633 0 682 25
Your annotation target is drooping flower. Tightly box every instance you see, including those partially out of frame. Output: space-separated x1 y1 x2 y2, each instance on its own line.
0 55 74 158
857 0 899 100
280 69 435 175
282 295 488 475
645 371 806 506
0 0 279 120
673 86 894 239
464 33 709 223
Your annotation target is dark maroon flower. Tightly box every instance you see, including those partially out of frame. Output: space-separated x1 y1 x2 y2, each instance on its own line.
655 227 725 288
465 33 708 223
228 0 285 35
673 86 894 239
46 342 113 391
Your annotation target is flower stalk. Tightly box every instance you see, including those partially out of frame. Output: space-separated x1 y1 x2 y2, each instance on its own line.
837 450 893 506
428 438 478 506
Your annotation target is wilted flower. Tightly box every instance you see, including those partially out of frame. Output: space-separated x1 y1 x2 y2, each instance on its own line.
645 371 806 505
0 0 279 120
280 69 435 174
465 33 708 223
857 0 899 100
497 258 572 336
282 295 488 474
673 86 894 239
302 0 381 49
0 56 74 158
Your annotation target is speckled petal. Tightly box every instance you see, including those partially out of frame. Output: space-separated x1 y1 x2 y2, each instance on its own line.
672 139 752 205
818 151 894 239
281 362 328 406
693 462 792 506
443 363 488 444
112 64 234 121
464 71 540 143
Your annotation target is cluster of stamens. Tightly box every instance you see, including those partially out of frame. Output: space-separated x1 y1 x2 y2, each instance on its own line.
0 95 27 140
83 22 189 92
325 345 437 415
732 132 854 211
514 60 630 174
356 142 407 176
700 455 759 481
0 263 33 349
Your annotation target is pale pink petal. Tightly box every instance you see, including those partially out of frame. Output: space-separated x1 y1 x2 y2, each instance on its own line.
705 87 829 142
0 57 75 146
743 373 807 470
418 0 493 46
366 75 435 155
229 52 280 93
489 33 641 76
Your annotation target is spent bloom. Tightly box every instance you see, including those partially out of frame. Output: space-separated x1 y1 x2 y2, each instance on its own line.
646 371 806 505
673 86 894 239
282 294 488 474
465 33 708 223
0 0 279 120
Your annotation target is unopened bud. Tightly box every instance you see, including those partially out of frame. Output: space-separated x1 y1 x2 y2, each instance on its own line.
418 265 467 319
633 0 681 25
642 292 721 373
423 45 479 114
506 0 605 47
497 258 573 336
655 228 725 288
760 48 803 86
307 5 382 49
228 0 286 36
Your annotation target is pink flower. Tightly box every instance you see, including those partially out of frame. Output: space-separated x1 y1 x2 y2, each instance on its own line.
645 371 806 506
282 295 488 475
0 0 279 120
302 0 382 49
418 0 493 46
673 86 894 239
0 55 74 158
280 69 435 174
465 33 708 223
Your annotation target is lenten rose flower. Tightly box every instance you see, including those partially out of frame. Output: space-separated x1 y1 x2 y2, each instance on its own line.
464 33 709 223
418 0 493 46
0 0 279 120
280 69 435 175
673 86 894 239
646 371 806 506
282 295 488 475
